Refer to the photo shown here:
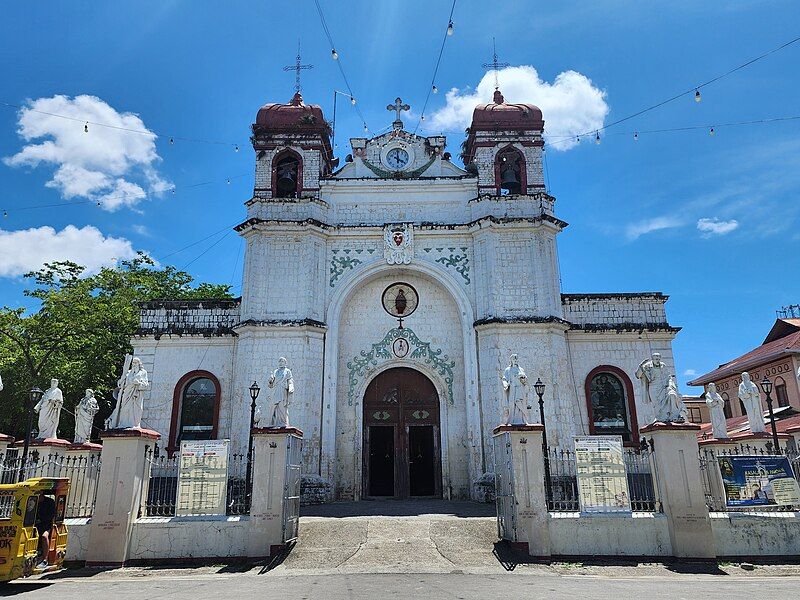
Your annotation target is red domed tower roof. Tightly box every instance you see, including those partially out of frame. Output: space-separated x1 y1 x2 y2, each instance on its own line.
470 89 544 131
253 92 330 135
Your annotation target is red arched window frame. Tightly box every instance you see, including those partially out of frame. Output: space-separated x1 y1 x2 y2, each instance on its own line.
493 144 527 195
271 148 304 198
584 365 640 445
168 370 221 454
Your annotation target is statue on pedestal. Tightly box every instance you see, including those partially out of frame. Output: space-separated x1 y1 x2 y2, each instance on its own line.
501 354 533 425
738 372 765 434
261 357 294 428
74 389 99 444
110 356 150 429
636 352 685 423
705 383 729 439
34 379 63 440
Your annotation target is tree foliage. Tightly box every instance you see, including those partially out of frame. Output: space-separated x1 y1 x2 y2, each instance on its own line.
0 253 231 440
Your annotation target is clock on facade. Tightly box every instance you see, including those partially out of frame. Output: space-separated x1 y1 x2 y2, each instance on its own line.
385 147 410 170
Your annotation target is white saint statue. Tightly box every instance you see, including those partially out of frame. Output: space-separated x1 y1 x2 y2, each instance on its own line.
111 356 150 429
738 371 765 434
74 389 99 444
264 357 294 428
34 379 64 440
0 372 4 392
704 383 729 439
667 374 688 422
501 354 534 425
636 352 683 423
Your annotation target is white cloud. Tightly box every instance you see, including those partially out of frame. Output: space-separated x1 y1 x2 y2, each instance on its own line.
683 369 697 377
426 66 608 151
696 217 739 237
625 216 683 241
0 225 137 277
3 95 170 211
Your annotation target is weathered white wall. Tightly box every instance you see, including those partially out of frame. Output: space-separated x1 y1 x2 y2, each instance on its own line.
64 518 90 562
129 517 251 561
549 513 672 557
711 512 800 556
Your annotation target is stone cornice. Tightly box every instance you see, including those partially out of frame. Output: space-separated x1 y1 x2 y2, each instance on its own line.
567 322 681 334
473 315 571 329
562 292 669 302
233 318 328 332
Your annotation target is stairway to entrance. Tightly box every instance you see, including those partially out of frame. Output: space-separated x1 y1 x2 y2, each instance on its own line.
272 500 501 574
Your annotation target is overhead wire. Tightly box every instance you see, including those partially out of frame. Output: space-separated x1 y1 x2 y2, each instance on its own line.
413 0 458 133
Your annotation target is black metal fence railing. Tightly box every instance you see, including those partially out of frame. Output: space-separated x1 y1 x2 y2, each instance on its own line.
142 445 252 517
545 442 659 512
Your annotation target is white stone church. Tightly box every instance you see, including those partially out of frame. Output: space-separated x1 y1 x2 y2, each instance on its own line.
132 88 680 501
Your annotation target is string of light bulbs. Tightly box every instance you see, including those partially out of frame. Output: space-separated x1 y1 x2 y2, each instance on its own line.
312 0 372 134
576 33 800 143
1 173 249 218
0 101 246 151
413 0 458 134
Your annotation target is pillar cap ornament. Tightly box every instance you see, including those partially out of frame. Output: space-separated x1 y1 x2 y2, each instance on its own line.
639 421 701 434
252 426 304 437
100 427 161 441
493 424 544 435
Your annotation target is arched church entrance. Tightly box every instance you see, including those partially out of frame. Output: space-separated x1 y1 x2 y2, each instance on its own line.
363 367 442 499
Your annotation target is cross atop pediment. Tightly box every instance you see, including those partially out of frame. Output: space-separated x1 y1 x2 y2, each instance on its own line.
387 97 410 130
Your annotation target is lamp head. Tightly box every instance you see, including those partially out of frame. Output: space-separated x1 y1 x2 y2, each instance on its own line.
533 378 546 397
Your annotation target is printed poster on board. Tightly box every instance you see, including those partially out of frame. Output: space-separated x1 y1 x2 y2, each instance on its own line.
717 455 800 508
176 439 230 516
574 435 631 513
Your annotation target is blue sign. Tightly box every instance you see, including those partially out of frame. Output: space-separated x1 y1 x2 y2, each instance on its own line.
718 455 800 507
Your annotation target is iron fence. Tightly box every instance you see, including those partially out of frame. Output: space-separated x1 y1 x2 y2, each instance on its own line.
545 442 659 512
698 444 798 512
143 444 251 517
0 451 101 518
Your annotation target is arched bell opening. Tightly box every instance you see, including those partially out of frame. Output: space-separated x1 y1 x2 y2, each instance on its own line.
271 149 303 198
494 145 526 195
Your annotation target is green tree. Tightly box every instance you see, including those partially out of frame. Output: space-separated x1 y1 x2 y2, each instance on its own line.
0 253 231 440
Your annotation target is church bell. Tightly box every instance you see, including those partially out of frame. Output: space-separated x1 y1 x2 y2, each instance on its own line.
500 166 520 193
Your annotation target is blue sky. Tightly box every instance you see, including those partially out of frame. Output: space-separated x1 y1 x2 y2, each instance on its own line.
1 1 799 392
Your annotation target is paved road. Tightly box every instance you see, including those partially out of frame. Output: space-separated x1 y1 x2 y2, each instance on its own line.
6 572 800 599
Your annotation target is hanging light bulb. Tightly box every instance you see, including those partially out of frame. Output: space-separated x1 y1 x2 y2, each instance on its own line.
84 122 89 133
634 132 639 141
226 178 231 185
234 144 239 152
447 20 454 36
421 115 425 121
169 137 174 145
695 89 702 103
363 123 368 132
576 135 580 143
595 131 601 145
709 126 715 136
350 97 356 105
3 211 7 218
331 48 339 60
432 85 439 94
172 188 176 194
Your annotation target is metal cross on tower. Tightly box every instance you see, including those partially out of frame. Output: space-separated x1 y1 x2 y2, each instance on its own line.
482 37 509 90
283 40 314 93
386 97 410 129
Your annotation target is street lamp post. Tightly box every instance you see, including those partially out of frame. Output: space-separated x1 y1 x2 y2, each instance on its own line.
533 378 551 500
245 381 261 503
19 387 43 480
759 376 780 454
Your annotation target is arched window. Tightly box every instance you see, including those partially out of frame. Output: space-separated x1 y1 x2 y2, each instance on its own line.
584 366 639 443
721 392 732 418
775 376 789 407
271 149 302 198
494 146 526 195
169 371 221 452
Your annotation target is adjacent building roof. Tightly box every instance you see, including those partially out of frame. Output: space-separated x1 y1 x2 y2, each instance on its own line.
696 406 800 440
688 318 800 386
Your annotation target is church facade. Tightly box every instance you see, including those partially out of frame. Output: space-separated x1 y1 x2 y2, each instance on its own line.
132 89 680 501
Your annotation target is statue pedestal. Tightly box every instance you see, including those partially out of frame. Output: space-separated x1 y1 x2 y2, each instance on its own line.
640 422 715 559
86 427 160 566
492 424 551 559
247 426 304 559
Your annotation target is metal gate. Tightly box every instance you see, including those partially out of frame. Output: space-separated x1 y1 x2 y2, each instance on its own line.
282 434 302 544
493 432 516 541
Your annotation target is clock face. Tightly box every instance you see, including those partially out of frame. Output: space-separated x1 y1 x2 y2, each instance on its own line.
385 147 410 170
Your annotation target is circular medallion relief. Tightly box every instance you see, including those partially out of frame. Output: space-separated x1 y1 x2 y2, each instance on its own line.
381 282 419 319
392 337 410 358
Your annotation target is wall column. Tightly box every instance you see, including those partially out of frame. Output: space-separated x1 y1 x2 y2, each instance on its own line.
641 422 715 559
0 434 14 461
492 424 551 559
86 428 160 566
246 426 304 559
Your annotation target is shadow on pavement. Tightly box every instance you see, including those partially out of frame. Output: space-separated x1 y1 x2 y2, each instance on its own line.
302 499 496 518
2 582 54 594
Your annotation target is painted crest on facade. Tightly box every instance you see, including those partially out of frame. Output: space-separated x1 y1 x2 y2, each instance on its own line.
384 223 413 265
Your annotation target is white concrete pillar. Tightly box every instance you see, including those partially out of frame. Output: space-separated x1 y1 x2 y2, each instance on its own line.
86 428 160 566
492 424 551 559
641 423 715 559
0 433 14 461
246 426 303 559
15 438 70 478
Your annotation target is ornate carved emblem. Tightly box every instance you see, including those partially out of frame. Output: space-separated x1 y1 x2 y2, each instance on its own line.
384 223 413 265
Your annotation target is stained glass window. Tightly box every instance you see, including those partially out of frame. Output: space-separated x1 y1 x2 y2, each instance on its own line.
589 372 632 441
179 377 216 443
